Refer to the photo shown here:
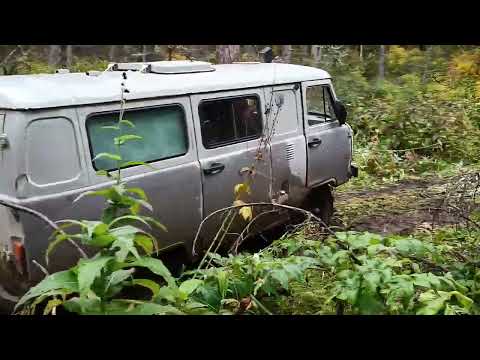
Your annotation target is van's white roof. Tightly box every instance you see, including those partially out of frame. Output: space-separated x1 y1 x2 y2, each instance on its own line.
0 62 330 110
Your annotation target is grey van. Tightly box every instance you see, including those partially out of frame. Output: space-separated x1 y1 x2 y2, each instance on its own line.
0 60 357 310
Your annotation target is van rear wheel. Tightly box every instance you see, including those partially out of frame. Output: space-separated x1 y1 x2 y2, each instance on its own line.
303 185 334 225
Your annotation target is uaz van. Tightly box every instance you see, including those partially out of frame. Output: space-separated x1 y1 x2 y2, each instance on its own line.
0 60 357 310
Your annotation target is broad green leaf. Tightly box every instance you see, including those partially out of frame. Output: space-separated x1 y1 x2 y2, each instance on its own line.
179 279 203 299
106 268 135 292
132 279 161 299
114 134 143 146
93 152 122 162
77 256 114 296
111 234 140 262
63 297 103 315
108 215 152 229
155 286 178 303
450 291 474 309
128 257 175 288
120 119 135 128
126 187 148 200
15 270 79 310
141 216 167 232
107 302 184 315
134 234 154 255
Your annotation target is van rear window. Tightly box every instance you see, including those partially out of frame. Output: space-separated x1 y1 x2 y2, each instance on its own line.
86 105 188 171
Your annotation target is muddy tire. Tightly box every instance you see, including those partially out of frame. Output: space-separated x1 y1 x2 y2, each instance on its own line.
303 185 334 225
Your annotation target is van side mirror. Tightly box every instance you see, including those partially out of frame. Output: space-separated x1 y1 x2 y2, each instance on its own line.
334 100 347 125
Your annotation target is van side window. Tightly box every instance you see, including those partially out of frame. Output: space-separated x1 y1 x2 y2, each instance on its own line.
199 96 262 149
26 117 81 185
87 105 188 171
306 85 337 126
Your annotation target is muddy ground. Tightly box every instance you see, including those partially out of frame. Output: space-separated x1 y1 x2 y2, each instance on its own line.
333 173 479 235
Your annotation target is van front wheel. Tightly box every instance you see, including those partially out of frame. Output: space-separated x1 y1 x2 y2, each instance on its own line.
303 185 334 225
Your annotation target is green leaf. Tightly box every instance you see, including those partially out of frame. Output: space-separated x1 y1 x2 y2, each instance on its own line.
128 257 176 288
106 301 184 315
77 256 114 297
134 234 154 255
132 279 161 300
93 152 122 162
106 268 135 292
111 234 140 262
126 187 148 200
15 270 79 310
114 134 143 146
155 286 178 303
141 216 167 232
108 215 152 230
120 119 135 128
179 279 203 299
63 297 103 315
101 125 120 131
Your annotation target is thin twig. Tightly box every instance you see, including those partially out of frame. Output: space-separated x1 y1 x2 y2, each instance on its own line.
192 201 335 256
31 260 49 277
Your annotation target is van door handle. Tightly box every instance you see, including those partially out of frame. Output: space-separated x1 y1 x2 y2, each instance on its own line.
203 162 225 175
308 138 322 148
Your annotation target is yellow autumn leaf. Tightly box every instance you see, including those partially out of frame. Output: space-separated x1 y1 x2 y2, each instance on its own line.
234 183 251 197
239 206 253 222
233 199 246 207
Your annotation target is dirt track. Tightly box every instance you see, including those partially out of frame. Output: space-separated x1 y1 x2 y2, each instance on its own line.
333 174 477 235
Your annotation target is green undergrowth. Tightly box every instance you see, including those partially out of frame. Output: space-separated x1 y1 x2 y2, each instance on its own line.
264 225 480 315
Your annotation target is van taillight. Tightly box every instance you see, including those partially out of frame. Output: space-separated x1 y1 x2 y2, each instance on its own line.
11 237 27 276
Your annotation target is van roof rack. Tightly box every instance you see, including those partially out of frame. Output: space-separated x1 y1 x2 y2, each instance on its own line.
108 60 215 74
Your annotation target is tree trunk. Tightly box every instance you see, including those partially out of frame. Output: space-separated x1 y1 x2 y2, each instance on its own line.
378 45 385 81
216 45 240 64
311 45 322 64
142 45 148 62
282 45 292 63
48 45 62 67
109 45 117 61
359 45 363 62
66 45 73 68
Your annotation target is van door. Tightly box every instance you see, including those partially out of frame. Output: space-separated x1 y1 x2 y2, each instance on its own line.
266 84 307 206
78 96 202 259
190 89 271 248
302 80 352 188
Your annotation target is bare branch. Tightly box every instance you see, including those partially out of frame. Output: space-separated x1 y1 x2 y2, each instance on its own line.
0 198 88 260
